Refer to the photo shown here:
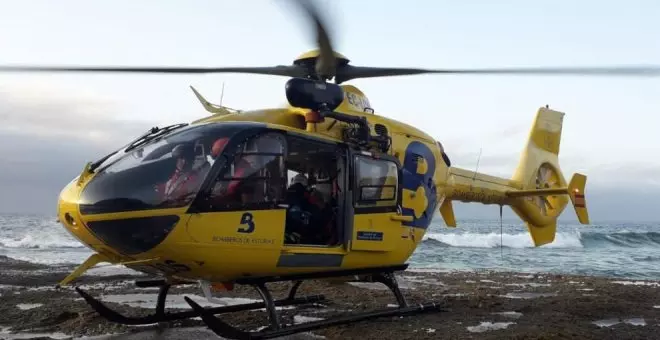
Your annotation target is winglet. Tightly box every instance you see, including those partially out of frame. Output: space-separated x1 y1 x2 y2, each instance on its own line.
57 253 108 287
190 85 237 116
568 173 589 224
57 253 162 287
439 199 456 227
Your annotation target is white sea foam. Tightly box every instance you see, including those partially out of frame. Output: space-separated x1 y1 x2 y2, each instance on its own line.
0 327 70 339
0 233 83 249
593 317 646 327
466 321 515 333
493 311 523 319
424 231 583 249
611 280 660 287
16 303 43 310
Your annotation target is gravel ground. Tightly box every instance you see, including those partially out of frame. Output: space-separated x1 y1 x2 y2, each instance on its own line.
1 255 659 340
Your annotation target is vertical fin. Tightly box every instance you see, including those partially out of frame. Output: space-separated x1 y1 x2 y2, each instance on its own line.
525 222 557 246
568 173 589 224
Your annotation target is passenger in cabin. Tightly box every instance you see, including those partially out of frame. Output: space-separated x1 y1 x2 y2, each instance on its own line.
312 182 332 205
310 179 339 245
290 173 309 188
287 174 312 208
286 173 339 245
224 153 261 204
210 137 229 161
208 138 273 207
226 135 275 204
284 174 322 244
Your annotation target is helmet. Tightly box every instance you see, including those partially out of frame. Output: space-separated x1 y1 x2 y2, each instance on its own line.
291 173 308 187
171 143 195 160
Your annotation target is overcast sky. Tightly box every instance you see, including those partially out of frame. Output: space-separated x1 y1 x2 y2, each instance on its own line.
0 0 659 222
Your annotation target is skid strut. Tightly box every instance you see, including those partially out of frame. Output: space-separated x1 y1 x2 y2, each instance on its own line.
74 280 325 326
77 264 445 339
183 264 446 340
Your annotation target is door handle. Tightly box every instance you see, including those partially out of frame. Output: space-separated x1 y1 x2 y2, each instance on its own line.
390 214 413 222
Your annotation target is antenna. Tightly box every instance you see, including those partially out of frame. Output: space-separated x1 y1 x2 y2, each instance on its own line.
220 82 226 106
472 148 483 181
499 204 504 260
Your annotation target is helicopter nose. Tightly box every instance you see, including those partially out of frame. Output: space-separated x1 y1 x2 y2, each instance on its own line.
83 215 180 256
57 179 103 250
57 178 181 257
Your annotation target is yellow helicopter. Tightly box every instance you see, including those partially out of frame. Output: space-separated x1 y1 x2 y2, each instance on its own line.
2 1 660 339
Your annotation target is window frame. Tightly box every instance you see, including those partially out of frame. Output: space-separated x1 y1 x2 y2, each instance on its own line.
191 129 289 213
283 132 345 183
351 151 402 214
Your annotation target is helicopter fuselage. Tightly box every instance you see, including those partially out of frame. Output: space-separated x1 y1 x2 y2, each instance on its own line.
57 101 450 283
56 80 588 288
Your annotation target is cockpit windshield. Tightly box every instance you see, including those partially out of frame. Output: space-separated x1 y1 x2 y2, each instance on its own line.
78 122 251 215
88 123 189 173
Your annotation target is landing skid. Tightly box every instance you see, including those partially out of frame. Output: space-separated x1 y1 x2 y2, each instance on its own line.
75 279 325 326
75 264 446 340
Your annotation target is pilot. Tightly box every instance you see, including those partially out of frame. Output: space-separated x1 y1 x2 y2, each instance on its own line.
155 143 201 202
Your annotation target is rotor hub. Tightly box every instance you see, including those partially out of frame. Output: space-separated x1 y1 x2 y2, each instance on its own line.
293 49 350 67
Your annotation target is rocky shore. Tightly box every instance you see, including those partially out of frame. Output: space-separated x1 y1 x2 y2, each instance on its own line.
1 255 659 339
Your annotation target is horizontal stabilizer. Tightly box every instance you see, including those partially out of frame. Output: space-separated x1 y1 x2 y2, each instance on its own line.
505 187 569 198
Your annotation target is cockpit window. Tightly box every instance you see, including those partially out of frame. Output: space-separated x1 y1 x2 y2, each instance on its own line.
78 122 247 215
354 155 398 208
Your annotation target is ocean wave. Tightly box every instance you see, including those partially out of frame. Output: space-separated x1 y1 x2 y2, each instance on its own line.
423 231 660 249
0 234 84 249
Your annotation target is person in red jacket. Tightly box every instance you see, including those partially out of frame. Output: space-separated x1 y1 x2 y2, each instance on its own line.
210 137 229 160
155 143 202 205
226 153 261 204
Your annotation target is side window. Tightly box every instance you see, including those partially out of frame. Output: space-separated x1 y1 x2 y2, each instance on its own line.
207 132 287 210
354 156 399 209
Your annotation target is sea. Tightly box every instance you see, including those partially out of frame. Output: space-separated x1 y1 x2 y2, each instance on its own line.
1 213 660 280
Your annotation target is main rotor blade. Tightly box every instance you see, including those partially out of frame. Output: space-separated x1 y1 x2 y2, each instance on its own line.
335 65 660 83
292 0 337 79
0 64 307 77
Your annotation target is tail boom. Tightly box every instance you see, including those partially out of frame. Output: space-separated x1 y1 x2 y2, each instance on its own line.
445 167 520 205
445 167 581 208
